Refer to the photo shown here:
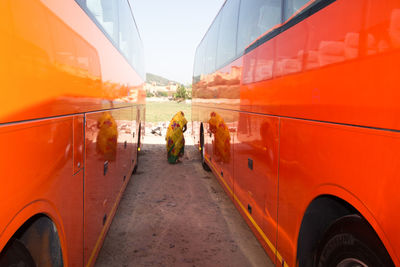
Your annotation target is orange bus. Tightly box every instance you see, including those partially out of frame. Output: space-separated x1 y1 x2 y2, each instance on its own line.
0 0 145 266
192 0 400 266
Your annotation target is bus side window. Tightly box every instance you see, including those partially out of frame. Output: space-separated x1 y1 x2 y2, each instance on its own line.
118 0 143 70
193 40 206 83
205 14 221 74
119 0 145 78
86 0 119 45
237 0 282 54
216 0 240 69
118 0 134 64
283 0 311 21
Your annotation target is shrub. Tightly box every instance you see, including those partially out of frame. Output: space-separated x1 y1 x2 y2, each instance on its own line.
155 91 168 97
146 90 154 97
174 85 187 99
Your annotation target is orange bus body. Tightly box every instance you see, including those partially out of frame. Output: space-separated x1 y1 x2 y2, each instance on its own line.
0 0 145 266
193 0 400 266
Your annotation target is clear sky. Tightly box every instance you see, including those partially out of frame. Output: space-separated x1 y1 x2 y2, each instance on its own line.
130 0 225 84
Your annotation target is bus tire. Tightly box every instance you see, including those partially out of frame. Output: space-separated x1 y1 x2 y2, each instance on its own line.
200 125 211 172
0 238 36 267
316 215 394 267
133 123 141 174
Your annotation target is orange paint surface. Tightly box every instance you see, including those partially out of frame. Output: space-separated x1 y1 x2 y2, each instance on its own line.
0 0 145 266
193 0 400 266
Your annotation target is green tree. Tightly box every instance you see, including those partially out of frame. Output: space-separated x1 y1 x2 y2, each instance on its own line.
146 89 154 97
155 91 168 97
186 89 192 99
175 85 187 99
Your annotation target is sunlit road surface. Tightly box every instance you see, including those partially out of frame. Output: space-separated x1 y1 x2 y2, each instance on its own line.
95 133 273 267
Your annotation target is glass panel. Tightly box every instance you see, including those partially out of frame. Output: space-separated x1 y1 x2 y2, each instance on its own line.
194 46 200 78
216 0 240 68
118 0 144 77
138 40 145 79
80 0 144 78
194 39 207 82
194 42 201 77
118 0 134 63
205 14 221 74
86 0 119 44
284 0 310 20
237 0 282 53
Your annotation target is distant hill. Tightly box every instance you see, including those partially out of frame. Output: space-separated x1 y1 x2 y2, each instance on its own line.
146 73 179 86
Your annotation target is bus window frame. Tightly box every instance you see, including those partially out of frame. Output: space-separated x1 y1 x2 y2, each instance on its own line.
215 0 241 71
283 0 316 22
74 0 145 79
195 0 337 76
245 0 336 55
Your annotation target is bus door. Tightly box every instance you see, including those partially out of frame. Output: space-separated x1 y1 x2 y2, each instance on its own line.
84 111 119 265
71 115 85 264
200 106 213 164
208 109 236 198
131 105 138 169
116 106 133 185
234 113 279 262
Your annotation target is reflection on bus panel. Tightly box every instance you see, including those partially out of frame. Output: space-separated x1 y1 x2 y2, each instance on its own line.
193 0 400 266
0 0 145 266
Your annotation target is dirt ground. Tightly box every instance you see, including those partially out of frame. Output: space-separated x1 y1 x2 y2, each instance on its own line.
95 133 273 267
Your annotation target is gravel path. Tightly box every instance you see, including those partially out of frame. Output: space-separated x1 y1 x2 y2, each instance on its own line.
95 134 273 267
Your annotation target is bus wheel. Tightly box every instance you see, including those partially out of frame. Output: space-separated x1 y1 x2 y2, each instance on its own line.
0 238 36 267
133 123 141 174
200 125 210 172
316 215 394 267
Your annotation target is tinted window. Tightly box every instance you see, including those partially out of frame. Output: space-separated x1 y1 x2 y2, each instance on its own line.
86 0 119 44
137 41 145 79
205 14 221 74
80 0 145 78
284 0 310 20
194 46 200 78
237 0 282 53
118 0 134 63
194 39 206 80
216 0 240 68
118 0 143 76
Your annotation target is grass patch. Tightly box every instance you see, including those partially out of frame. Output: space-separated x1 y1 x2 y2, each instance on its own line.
146 100 191 122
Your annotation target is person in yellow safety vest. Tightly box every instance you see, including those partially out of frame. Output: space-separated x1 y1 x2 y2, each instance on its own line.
166 111 187 164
